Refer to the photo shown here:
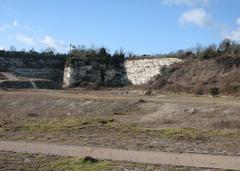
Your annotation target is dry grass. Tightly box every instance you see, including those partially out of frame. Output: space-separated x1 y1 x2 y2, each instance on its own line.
149 58 240 96
213 120 240 129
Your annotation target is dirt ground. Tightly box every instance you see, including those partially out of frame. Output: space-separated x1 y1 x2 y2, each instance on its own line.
0 89 240 157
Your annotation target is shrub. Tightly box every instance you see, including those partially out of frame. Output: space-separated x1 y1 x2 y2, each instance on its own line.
194 83 205 96
150 77 167 89
160 65 178 79
216 56 240 69
210 87 220 97
223 84 240 94
195 88 204 96
70 46 125 67
0 49 67 59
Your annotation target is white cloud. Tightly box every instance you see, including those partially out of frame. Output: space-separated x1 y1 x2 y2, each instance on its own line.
13 20 18 27
237 18 240 26
162 0 209 6
225 29 240 42
0 24 11 32
0 20 18 32
224 17 240 42
16 34 35 46
40 36 67 49
0 46 5 50
179 8 213 27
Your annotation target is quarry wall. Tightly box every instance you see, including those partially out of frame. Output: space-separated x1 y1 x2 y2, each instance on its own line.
63 57 182 87
124 58 182 85
63 59 129 87
0 56 181 87
0 56 65 81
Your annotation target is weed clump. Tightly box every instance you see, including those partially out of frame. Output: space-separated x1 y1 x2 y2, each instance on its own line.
210 87 220 97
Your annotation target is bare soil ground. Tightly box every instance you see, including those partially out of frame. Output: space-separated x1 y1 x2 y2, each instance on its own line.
0 89 240 170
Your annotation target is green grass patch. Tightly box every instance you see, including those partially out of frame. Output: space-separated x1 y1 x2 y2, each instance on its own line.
50 157 111 171
0 127 4 132
1 117 240 142
23 118 83 132
157 127 240 140
11 117 116 132
108 122 240 140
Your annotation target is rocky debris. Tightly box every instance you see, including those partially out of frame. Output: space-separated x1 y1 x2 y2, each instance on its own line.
81 156 98 164
27 113 39 118
136 99 147 104
188 108 198 115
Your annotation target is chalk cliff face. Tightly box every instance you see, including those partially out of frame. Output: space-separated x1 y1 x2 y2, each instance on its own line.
124 58 182 85
63 58 182 87
0 56 65 81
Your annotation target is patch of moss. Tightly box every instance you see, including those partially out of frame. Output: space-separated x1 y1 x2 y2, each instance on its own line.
50 158 111 171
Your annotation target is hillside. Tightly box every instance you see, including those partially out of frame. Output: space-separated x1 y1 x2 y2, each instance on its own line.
149 56 240 96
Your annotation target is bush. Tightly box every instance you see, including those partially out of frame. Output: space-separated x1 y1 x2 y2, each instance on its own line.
112 51 125 68
195 88 204 96
160 65 178 79
0 50 67 59
210 87 220 97
216 56 240 69
71 46 125 67
223 84 240 94
150 77 167 89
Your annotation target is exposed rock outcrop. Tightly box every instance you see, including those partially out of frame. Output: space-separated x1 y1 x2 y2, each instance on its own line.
125 58 182 85
0 56 65 81
0 56 182 88
63 57 182 87
63 58 129 87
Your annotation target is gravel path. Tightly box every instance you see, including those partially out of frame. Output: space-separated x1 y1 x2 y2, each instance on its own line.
0 141 240 170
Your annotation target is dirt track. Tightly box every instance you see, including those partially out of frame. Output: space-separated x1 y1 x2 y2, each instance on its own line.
0 141 240 170
1 89 240 105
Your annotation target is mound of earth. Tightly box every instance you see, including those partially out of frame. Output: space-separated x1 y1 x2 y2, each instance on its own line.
149 56 240 95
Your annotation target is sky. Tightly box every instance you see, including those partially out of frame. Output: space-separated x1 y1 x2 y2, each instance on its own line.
0 0 240 54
